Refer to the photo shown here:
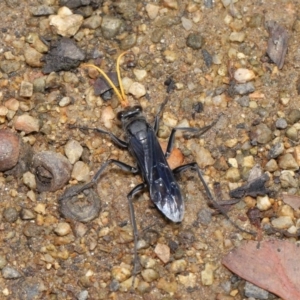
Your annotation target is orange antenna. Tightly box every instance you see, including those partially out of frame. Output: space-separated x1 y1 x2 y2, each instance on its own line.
84 51 129 107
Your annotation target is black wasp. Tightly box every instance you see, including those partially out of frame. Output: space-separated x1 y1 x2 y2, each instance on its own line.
59 52 247 286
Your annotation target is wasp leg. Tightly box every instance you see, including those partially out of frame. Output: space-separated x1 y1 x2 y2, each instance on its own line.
59 159 138 200
173 163 256 236
127 182 147 289
69 125 128 148
164 119 219 158
154 96 169 134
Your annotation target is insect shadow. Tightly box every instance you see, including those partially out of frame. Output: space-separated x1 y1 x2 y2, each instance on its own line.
59 52 255 289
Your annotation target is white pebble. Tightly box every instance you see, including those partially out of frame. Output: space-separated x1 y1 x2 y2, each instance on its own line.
65 139 83 164
145 3 159 19
49 7 83 37
181 17 193 31
71 161 90 182
101 106 115 129
234 68 255 83
59 96 71 107
256 195 272 211
133 69 147 81
129 82 146 99
54 222 71 236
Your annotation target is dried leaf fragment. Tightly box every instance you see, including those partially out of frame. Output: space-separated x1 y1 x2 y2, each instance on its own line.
266 21 288 69
222 240 300 300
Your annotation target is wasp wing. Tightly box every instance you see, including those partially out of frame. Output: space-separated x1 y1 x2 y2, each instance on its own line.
129 126 184 222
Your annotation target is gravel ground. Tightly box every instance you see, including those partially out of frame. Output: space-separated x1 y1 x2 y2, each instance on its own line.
0 0 299 299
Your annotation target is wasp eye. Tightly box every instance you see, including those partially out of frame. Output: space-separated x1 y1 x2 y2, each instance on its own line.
133 105 142 112
117 111 125 120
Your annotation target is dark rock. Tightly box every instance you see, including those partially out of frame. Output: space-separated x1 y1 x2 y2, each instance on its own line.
30 5 55 16
42 38 85 74
2 266 22 279
286 109 300 124
275 118 288 129
202 49 212 68
233 82 255 95
3 207 19 223
186 33 204 49
229 173 270 198
244 281 269 299
59 0 101 9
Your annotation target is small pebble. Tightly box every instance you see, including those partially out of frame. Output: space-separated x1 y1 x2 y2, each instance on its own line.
229 31 246 42
280 171 298 188
140 255 156 269
277 204 294 218
286 109 300 124
188 143 215 168
285 126 298 141
111 265 131 282
2 266 22 279
120 33 137 50
101 106 115 129
178 273 197 288
186 33 204 49
0 255 7 269
154 243 170 263
234 68 255 83
163 50 177 62
162 0 178 9
23 171 37 190
225 167 241 182
233 82 255 95
146 4 159 19
0 105 8 117
137 281 151 293
271 216 294 229
20 208 35 220
278 153 299 171
101 16 123 39
243 156 254 168
141 269 159 283
119 276 139 292
59 96 71 107
244 282 269 299
30 5 55 16
157 278 177 294
265 159 278 172
34 203 46 215
49 7 83 37
169 259 187 273
181 17 193 31
4 98 19 111
133 69 147 81
19 81 33 98
275 118 288 129
0 60 21 74
201 263 216 285
256 195 272 211
197 208 212 225
83 15 102 29
77 290 89 300
65 139 83 164
3 207 19 223
129 82 146 99
54 222 71 236
293 145 300 166
268 142 284 159
71 161 90 182
251 123 272 144
14 114 40 133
